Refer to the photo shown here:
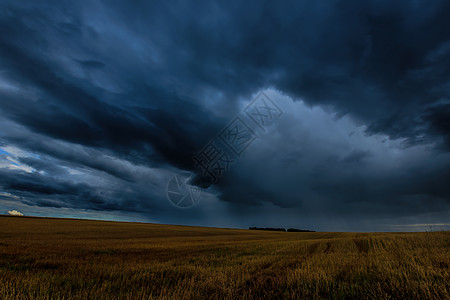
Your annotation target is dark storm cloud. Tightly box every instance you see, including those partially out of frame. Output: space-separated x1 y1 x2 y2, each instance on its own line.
0 156 168 213
2 0 450 160
0 168 108 209
0 0 449 229
91 0 450 148
215 96 450 216
0 1 225 172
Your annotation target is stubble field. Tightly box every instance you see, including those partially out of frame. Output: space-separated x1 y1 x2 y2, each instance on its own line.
0 216 448 299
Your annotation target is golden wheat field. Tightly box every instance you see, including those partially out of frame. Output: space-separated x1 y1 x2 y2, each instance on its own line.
0 216 448 299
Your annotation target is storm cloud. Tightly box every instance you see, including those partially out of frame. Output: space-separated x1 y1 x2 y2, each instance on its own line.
0 0 449 230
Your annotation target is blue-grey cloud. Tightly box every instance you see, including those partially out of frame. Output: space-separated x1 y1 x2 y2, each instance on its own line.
0 0 449 230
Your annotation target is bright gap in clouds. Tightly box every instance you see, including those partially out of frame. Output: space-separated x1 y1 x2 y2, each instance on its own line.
0 145 35 173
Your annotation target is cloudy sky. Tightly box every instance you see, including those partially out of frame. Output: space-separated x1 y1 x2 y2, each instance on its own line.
0 0 449 231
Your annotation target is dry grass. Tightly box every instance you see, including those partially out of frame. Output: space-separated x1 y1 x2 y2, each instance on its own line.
0 216 448 299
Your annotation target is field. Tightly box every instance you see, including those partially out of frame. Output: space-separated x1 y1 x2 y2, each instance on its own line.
0 216 449 299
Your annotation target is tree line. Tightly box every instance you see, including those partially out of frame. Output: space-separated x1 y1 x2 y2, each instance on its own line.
249 227 315 232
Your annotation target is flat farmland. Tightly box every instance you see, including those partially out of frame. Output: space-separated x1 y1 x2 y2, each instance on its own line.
0 216 448 299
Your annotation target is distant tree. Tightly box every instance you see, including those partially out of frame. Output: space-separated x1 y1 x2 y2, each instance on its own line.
249 227 286 232
249 227 317 232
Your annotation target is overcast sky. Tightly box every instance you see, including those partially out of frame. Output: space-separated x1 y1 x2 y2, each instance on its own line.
0 0 449 231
